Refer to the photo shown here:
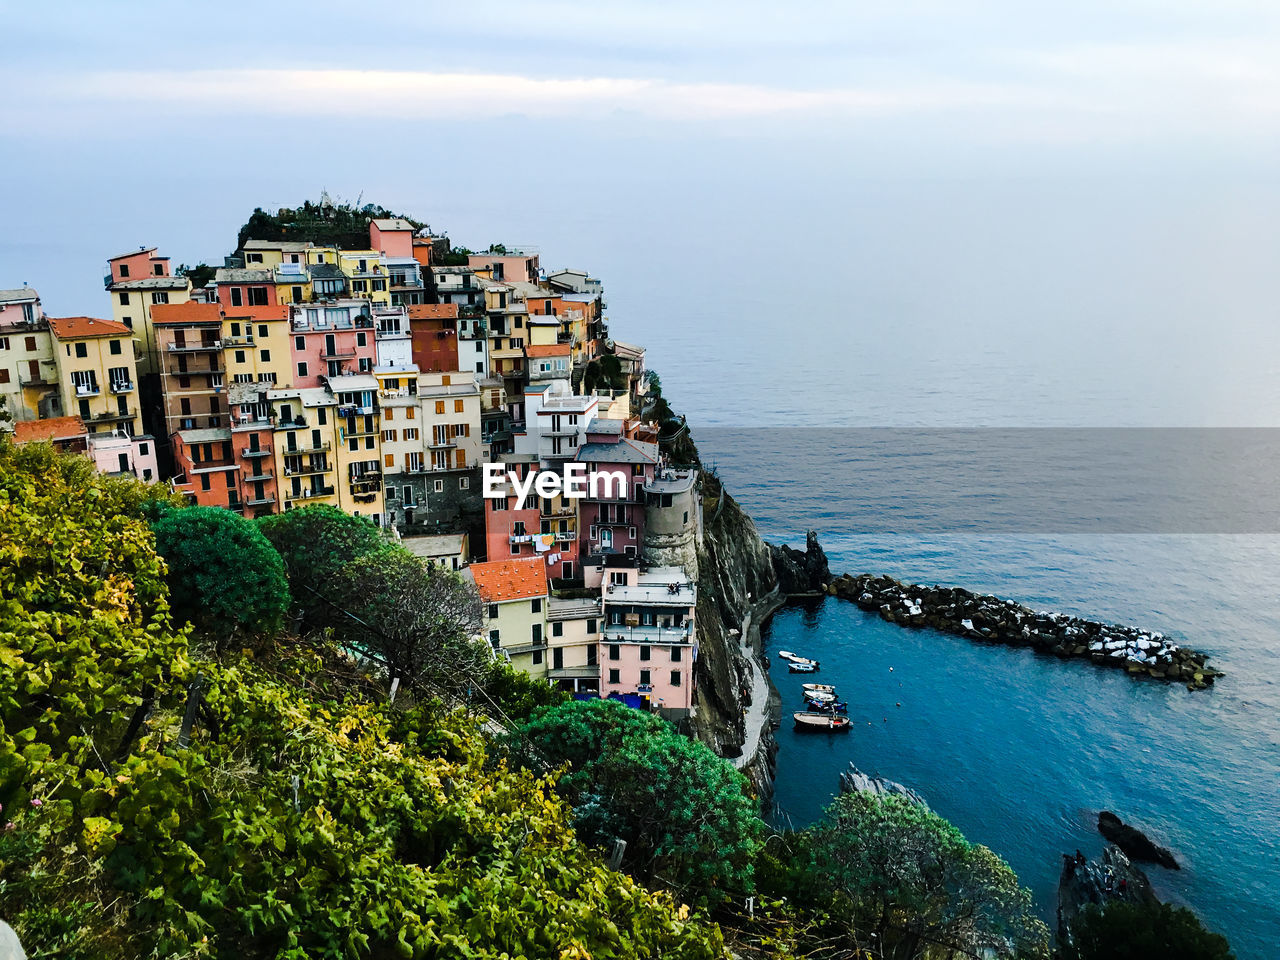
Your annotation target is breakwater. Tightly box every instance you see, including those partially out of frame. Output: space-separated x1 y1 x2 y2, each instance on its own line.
827 573 1222 690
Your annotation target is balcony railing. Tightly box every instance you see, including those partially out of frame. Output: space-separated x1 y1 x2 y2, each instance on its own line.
283 440 331 455
320 349 357 360
244 495 276 507
282 463 330 477
244 470 274 482
110 380 135 394
274 417 309 431
222 334 255 346
241 446 271 458
74 383 100 397
167 341 221 353
91 410 134 423
428 438 457 450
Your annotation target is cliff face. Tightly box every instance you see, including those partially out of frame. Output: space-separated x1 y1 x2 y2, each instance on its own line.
689 486 782 799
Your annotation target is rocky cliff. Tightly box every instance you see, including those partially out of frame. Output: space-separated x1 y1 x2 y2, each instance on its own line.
689 481 783 800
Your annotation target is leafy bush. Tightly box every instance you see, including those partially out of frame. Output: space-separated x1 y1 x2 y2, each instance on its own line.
152 506 290 642
517 698 764 903
1063 900 1233 960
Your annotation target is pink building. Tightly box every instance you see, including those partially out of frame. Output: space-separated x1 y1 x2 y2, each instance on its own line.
467 250 540 285
369 218 415 259
288 301 377 388
599 565 697 718
107 247 171 283
483 455 542 562
215 269 278 310
575 419 657 562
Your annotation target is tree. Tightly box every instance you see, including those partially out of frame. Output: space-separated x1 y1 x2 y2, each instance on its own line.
151 506 289 642
329 548 485 694
517 698 763 903
1063 901 1233 960
175 262 216 289
256 505 391 628
809 792 1049 959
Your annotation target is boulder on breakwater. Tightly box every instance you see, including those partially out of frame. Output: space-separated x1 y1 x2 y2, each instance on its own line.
827 573 1222 690
1097 811 1180 870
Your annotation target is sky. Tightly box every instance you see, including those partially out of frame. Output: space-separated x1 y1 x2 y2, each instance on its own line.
5 1 1280 424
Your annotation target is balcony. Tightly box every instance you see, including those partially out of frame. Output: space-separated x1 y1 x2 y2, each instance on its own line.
169 365 222 378
337 404 376 417
544 425 578 437
110 380 135 394
74 383 100 397
223 334 255 346
320 348 357 360
282 463 330 477
283 439 331 455
274 417 309 431
428 437 457 450
241 446 272 458
90 410 135 424
19 371 56 387
244 470 274 482
167 341 221 353
244 494 276 508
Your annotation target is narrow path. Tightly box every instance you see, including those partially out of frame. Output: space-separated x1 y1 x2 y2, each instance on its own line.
733 609 769 771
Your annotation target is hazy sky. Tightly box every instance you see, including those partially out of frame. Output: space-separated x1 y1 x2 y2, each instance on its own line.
5 1 1280 424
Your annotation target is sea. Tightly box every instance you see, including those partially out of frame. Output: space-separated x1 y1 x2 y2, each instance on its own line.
693 430 1280 960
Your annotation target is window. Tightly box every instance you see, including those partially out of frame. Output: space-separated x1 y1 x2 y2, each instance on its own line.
248 287 268 306
489 629 500 648
403 428 419 440
553 647 564 670
258 325 268 338
459 476 468 490
384 453 395 467
291 286 303 302
230 288 243 307
118 291 130 305
200 474 211 491
235 350 246 363
384 408 394 421
434 479 444 492
639 646 651 661
532 648 542 665
151 291 169 305
487 603 499 618
552 621 563 637
382 429 398 443
405 407 415 420
75 342 87 358
532 623 542 645
608 644 620 661
260 349 270 362
0 370 8 384
670 670 681 687
435 400 445 414
356 332 367 347
122 317 133 329
295 336 305 351
109 339 121 355
586 618 597 634
118 265 130 278
531 598 542 614
454 399 463 412
297 362 308 377
139 442 149 456
639 669 651 686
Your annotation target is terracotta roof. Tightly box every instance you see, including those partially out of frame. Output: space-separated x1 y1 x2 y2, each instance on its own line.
524 343 571 358
47 316 131 340
408 303 459 320
470 557 547 603
13 416 87 443
223 304 289 321
152 302 223 326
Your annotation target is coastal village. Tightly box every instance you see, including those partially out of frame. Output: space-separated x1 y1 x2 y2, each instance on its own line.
0 216 704 718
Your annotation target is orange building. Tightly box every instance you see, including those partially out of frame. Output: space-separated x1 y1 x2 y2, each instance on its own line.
152 302 226 436
408 303 460 373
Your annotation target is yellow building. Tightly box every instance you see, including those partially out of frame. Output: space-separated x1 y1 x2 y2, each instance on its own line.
419 371 482 472
469 557 549 680
105 248 192 376
222 305 293 390
48 316 144 438
337 251 392 307
328 373 386 521
0 287 58 423
267 386 340 511
547 597 602 694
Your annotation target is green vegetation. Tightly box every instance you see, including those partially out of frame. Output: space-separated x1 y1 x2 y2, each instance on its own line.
1063 901 1234 960
152 505 290 644
0 441 723 958
515 699 763 904
235 199 427 253
176 262 216 289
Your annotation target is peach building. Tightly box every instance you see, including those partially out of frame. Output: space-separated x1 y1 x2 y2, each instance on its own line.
151 302 225 436
289 300 377 388
105 247 192 375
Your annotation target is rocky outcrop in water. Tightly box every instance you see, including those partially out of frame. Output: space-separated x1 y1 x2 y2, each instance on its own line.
828 573 1222 689
1098 811 1180 870
769 530 830 595
838 761 930 810
1057 845 1158 947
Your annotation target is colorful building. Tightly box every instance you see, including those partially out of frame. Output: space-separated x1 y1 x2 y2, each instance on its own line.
289 300 377 388
151 302 226 436
47 316 144 439
547 596 602 695
105 247 192 376
407 303 461 373
469 557 549 680
0 287 57 423
575 419 656 561
599 565 697 718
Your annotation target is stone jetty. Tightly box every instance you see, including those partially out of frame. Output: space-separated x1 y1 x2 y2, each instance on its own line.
827 573 1222 690
837 761 930 810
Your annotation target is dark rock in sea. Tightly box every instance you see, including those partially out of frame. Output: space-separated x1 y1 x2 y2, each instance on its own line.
837 761 930 810
769 529 831 595
1057 845 1159 948
1097 811 1180 870
827 572 1221 689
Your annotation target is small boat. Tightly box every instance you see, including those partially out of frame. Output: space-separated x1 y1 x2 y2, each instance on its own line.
778 650 820 667
805 689 837 702
805 698 848 714
802 683 836 695
788 661 818 673
793 712 851 732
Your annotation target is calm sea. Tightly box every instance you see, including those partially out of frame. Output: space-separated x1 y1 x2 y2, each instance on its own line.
697 430 1280 960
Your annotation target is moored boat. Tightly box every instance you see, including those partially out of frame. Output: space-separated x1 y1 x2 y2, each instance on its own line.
793 712 851 732
805 689 837 702
802 683 836 695
788 661 818 673
778 650 821 668
805 697 848 714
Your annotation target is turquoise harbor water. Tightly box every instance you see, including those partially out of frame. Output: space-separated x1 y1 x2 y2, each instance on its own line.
699 435 1280 960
